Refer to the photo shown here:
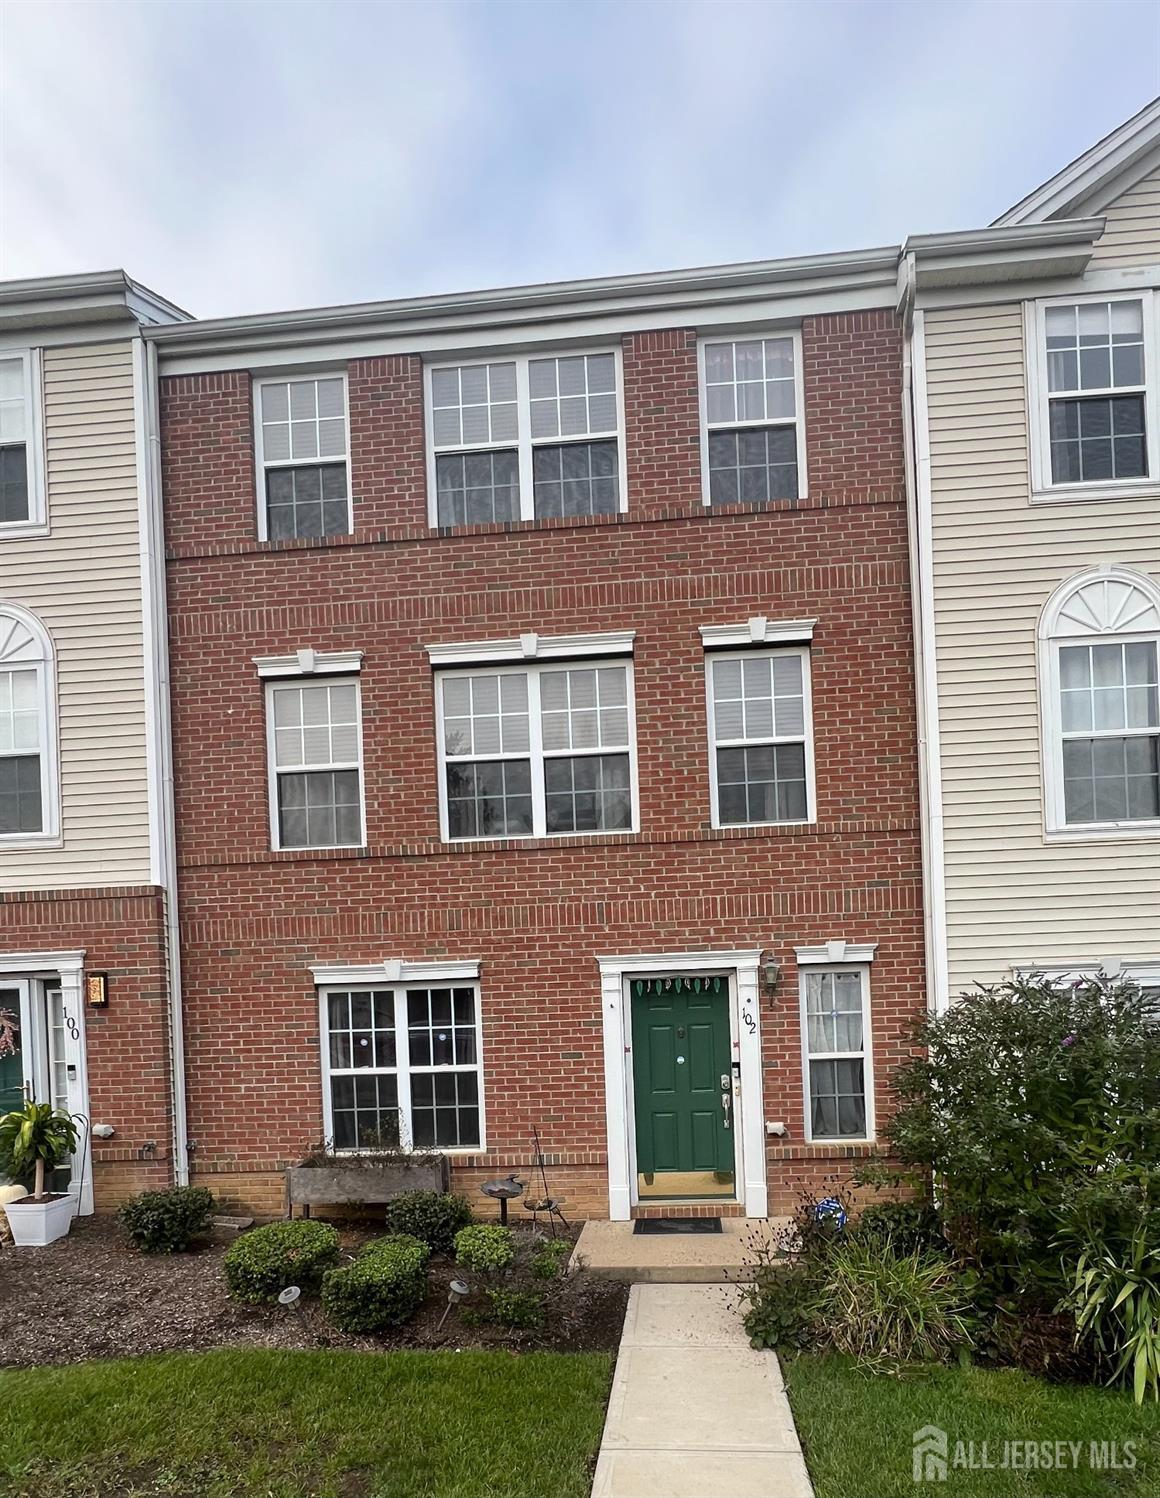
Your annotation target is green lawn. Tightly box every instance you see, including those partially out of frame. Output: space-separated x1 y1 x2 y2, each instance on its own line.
785 1354 1160 1497
0 1348 613 1498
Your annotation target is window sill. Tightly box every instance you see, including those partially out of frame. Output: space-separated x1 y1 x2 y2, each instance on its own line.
1046 820 1160 843
1030 481 1160 506
0 519 50 539
0 833 62 850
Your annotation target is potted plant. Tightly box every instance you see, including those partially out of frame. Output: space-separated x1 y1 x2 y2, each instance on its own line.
0 1101 79 1247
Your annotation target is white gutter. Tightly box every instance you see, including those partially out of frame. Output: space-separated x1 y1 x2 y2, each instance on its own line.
137 335 190 1183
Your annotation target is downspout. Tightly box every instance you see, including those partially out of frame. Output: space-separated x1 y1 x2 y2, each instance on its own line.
897 254 950 1015
141 336 190 1183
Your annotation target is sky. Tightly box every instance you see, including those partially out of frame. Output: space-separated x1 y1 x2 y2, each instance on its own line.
1 0 1159 319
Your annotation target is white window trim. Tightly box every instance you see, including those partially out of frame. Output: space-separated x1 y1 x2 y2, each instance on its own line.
1026 290 1160 505
264 675 366 851
1038 565 1160 842
426 629 634 668
434 657 640 842
317 974 486 1155
798 957 876 1146
0 349 47 537
697 330 808 507
254 649 364 679
704 644 817 830
0 602 61 846
1013 958 1160 989
252 370 353 542
423 347 628 527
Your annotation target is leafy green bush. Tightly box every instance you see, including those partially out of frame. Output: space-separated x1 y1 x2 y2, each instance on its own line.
383 1191 472 1254
322 1234 430 1332
855 1199 945 1256
887 975 1160 1301
454 1224 515 1273
224 1220 340 1303
529 1238 572 1280
742 1263 822 1351
816 1234 974 1368
118 1186 216 1254
485 1288 544 1329
1059 1170 1160 1404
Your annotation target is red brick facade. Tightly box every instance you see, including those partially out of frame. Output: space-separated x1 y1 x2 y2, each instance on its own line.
0 887 173 1206
160 309 923 1219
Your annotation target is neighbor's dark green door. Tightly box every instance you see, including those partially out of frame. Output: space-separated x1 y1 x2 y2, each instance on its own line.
631 975 733 1183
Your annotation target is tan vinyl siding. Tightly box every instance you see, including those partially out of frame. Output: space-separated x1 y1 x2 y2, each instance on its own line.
924 303 1160 994
0 341 152 891
1088 163 1160 267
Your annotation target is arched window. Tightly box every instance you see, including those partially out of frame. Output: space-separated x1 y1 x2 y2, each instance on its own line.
1039 567 1160 835
0 604 57 840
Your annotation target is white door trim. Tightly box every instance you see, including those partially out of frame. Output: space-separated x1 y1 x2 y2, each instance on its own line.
0 950 92 1214
596 949 766 1220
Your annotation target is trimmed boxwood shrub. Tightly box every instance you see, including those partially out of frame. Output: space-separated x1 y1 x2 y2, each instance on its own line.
224 1220 341 1304
118 1186 216 1254
383 1191 472 1254
454 1224 515 1273
322 1233 430 1333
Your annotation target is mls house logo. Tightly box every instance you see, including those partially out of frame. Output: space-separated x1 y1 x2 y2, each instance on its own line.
913 1425 949 1483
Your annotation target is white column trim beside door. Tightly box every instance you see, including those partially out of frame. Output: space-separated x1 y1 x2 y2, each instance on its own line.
0 949 92 1215
596 949 766 1220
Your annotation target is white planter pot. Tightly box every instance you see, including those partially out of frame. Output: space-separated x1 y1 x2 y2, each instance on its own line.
4 1194 75 1247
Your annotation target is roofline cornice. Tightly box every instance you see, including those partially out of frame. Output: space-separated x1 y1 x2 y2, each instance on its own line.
0 268 191 327
143 245 901 358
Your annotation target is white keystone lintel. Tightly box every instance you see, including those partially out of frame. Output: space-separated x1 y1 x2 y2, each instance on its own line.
254 649 364 678
700 617 816 649
310 959 480 987
794 941 878 966
426 630 635 667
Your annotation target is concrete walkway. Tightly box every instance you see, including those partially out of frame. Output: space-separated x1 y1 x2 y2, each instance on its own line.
592 1283 814 1498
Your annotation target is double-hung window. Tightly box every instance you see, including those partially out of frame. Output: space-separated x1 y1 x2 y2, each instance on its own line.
0 351 45 532
800 964 873 1141
700 334 805 505
706 647 814 826
267 678 364 849
436 658 636 839
1042 569 1160 835
1030 293 1158 498
0 605 56 840
322 981 483 1150
255 374 351 539
427 351 624 526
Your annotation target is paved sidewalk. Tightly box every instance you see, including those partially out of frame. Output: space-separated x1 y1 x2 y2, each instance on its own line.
592 1283 814 1498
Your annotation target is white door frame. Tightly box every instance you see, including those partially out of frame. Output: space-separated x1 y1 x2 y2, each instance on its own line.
0 950 92 1214
597 949 766 1220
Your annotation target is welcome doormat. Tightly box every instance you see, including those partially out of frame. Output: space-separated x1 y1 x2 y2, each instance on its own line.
633 1217 722 1235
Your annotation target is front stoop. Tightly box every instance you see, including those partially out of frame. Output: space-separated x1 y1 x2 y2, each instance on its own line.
592 1284 814 1498
573 1217 790 1283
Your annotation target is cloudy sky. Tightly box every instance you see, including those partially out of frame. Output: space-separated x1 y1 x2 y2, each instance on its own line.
2 0 1157 318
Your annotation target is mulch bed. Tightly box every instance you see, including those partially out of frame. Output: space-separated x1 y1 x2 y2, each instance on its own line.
0 1216 628 1370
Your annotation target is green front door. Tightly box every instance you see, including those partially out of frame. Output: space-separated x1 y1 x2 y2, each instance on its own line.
631 975 735 1199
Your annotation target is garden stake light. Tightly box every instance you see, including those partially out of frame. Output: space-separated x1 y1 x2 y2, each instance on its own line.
437 1278 471 1332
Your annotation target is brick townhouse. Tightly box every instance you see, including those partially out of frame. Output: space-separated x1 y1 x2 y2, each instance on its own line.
149 253 925 1221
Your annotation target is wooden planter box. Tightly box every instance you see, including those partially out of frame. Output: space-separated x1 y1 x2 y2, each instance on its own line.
285 1157 449 1218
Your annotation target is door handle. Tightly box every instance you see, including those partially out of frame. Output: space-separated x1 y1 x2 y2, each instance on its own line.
721 1089 731 1130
